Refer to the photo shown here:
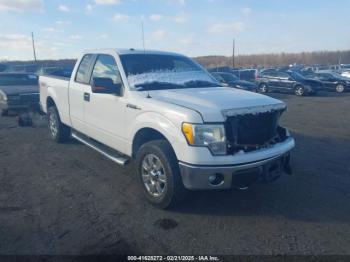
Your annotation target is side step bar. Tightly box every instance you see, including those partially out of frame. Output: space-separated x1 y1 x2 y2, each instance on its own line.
71 131 129 166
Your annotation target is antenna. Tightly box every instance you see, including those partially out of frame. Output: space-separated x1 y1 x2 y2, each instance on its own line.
31 32 37 62
232 38 235 68
141 21 146 52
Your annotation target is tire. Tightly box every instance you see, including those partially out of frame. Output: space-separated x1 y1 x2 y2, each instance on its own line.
47 106 71 143
294 85 305 96
258 83 268 93
18 113 33 127
336 84 345 93
135 140 187 209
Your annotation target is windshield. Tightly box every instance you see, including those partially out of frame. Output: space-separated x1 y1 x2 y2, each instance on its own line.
329 72 344 78
120 54 219 91
220 73 239 83
0 74 38 86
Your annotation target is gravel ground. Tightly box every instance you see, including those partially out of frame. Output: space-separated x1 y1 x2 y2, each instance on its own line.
0 91 349 256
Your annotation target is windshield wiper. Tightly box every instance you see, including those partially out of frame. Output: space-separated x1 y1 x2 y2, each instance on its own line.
184 80 220 88
134 81 185 91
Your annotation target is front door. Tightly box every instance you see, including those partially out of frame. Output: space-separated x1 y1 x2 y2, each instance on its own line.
276 72 294 91
83 54 127 154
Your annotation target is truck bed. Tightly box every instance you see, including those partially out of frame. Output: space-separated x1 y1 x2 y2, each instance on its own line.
39 75 70 124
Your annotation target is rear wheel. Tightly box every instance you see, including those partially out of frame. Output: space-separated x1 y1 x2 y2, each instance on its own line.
136 140 187 209
294 85 305 96
47 106 71 143
336 84 345 93
258 83 268 93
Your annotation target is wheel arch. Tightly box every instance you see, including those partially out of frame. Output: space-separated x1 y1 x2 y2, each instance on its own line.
259 82 268 87
46 96 56 110
132 127 175 159
127 111 190 160
293 83 303 89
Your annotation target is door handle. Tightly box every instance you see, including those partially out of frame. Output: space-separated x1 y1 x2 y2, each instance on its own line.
84 92 90 102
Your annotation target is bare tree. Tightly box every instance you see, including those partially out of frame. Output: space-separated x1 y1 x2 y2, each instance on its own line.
195 50 350 68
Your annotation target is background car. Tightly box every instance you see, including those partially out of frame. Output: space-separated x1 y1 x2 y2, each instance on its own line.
0 73 39 116
0 64 7 72
256 69 323 96
36 66 73 78
305 72 350 93
5 64 40 74
341 71 350 79
211 72 257 92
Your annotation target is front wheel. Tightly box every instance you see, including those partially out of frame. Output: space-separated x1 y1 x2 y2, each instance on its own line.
336 84 345 93
294 85 305 96
47 106 71 143
136 140 187 209
258 83 268 93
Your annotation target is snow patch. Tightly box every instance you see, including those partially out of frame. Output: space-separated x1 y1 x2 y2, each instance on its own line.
127 70 215 90
222 103 286 117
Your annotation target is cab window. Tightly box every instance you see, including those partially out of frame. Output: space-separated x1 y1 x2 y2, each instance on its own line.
75 54 94 84
91 55 122 85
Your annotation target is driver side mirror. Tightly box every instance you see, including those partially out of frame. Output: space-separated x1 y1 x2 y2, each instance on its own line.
92 77 122 96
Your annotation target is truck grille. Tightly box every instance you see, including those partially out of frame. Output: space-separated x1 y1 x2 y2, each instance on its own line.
20 93 39 104
225 110 284 153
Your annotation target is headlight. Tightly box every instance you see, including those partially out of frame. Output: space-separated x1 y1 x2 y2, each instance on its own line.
182 123 227 155
0 93 6 101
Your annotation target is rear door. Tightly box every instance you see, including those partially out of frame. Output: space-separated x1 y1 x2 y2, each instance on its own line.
69 54 95 132
83 53 127 153
262 71 280 90
275 71 294 91
317 73 335 90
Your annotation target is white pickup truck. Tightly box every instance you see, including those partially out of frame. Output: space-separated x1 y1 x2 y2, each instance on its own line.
39 49 295 208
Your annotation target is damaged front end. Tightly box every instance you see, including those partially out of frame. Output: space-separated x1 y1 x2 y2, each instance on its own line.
222 103 293 189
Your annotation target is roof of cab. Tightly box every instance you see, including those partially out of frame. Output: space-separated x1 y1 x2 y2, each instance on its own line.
84 48 185 57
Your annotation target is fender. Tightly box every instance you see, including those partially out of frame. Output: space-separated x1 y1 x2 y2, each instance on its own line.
126 111 186 159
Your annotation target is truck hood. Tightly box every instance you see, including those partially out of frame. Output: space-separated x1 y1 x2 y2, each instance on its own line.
0 85 39 96
148 87 286 122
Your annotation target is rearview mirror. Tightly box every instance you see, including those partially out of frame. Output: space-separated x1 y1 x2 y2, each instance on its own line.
92 77 122 96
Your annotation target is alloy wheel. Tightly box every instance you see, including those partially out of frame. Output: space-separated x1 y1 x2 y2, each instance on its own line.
141 154 167 198
295 86 304 96
336 84 344 93
259 84 267 93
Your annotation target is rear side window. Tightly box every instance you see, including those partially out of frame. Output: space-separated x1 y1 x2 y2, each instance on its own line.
275 72 289 78
75 54 94 84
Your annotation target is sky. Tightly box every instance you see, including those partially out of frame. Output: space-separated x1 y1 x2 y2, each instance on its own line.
0 0 349 61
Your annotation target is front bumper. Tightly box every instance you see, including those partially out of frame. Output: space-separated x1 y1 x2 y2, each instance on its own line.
179 153 292 190
0 101 39 112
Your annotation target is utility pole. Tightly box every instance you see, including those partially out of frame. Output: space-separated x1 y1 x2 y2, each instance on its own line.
31 32 37 62
232 38 235 68
141 22 145 52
